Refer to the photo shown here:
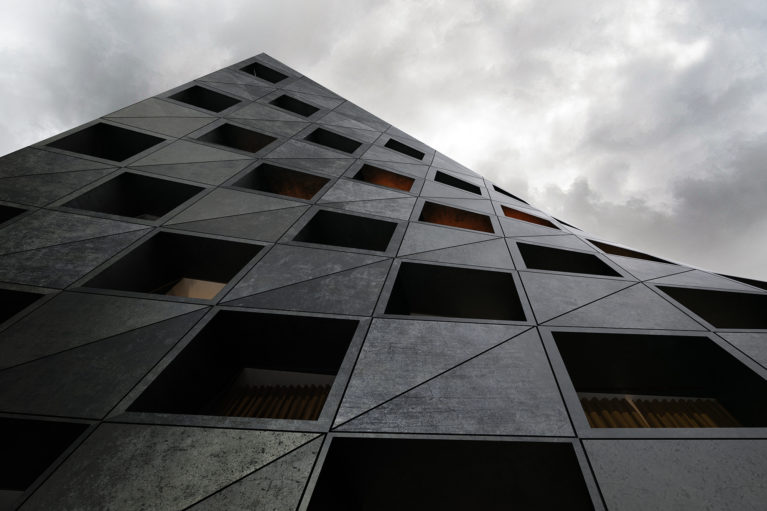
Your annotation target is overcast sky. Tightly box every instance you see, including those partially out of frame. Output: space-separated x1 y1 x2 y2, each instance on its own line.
2 0 766 280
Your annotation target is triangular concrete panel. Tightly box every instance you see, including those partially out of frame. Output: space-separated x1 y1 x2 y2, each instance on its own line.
0 292 205 370
0 309 206 418
337 329 573 436
514 234 592 251
430 197 495 215
109 117 216 138
167 188 304 224
0 168 116 206
546 284 706 330
224 244 387 300
229 101 309 122
334 320 529 426
171 206 307 242
323 197 417 220
0 147 112 178
132 140 252 166
333 101 389 132
130 160 251 185
407 237 514 269
106 97 216 118
398 222 497 256
22 424 317 511
226 117 309 139
0 229 148 288
0 210 146 255
650 269 760 292
227 260 391 315
266 139 356 159
499 216 563 237
189 437 322 511
200 81 274 101
261 157 352 177
606 254 687 281
719 332 767 369
319 179 411 203
520 271 635 323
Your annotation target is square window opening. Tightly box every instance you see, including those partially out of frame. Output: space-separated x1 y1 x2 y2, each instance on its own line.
128 310 359 420
353 164 414 192
518 242 621 277
0 204 25 226
307 437 595 511
385 262 526 321
554 331 767 427
0 288 44 324
63 172 203 220
589 239 669 264
493 185 528 204
168 85 241 113
197 123 276 154
269 94 319 117
419 202 494 233
501 205 559 230
434 171 481 195
383 138 425 160
85 232 263 299
0 417 87 493
304 128 361 154
46 123 164 162
658 286 767 329
233 163 329 200
293 210 397 252
240 62 289 83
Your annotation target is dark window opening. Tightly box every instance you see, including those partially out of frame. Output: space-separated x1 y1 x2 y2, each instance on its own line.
720 274 767 292
294 210 396 252
0 204 25 226
518 242 621 277
304 128 362 154
589 239 669 264
269 94 319 117
353 164 414 192
658 286 767 329
168 85 241 113
233 163 329 200
307 437 595 511
196 123 277 154
383 138 425 160
501 205 559 230
493 185 528 204
0 417 87 492
46 123 164 162
419 202 494 233
128 310 358 420
554 331 767 427
385 262 526 321
434 171 481 195
240 61 288 83
85 232 263 299
0 288 44 324
63 172 203 220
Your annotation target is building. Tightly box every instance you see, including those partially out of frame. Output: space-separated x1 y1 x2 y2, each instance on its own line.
0 53 766 510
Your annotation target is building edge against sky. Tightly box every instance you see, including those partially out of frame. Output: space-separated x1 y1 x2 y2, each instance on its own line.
0 53 766 510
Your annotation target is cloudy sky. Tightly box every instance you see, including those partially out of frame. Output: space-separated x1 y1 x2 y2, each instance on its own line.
2 0 766 279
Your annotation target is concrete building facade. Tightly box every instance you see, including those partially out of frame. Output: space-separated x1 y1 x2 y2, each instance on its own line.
1 53 766 510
